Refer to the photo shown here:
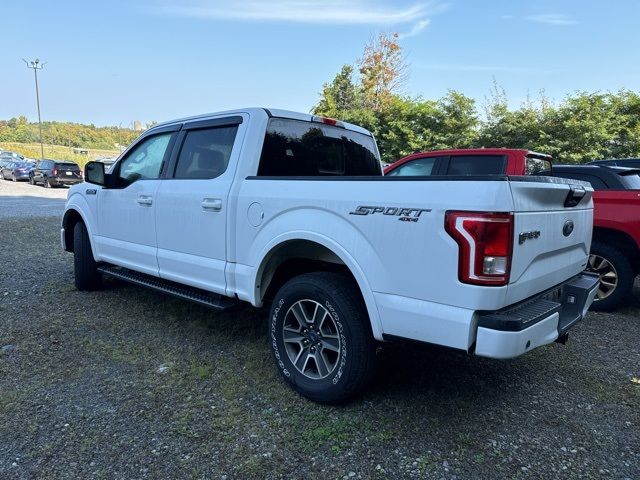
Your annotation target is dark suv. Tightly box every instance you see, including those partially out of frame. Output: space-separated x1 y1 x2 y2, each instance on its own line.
30 160 83 188
589 158 640 169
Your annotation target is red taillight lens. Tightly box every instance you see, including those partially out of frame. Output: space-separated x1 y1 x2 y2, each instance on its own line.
52 168 57 175
445 211 514 286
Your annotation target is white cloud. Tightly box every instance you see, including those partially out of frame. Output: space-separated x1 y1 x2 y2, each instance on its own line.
399 18 431 38
159 1 426 24
527 13 578 26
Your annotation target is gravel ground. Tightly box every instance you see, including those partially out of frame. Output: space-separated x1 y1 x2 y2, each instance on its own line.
0 178 68 218
0 216 638 480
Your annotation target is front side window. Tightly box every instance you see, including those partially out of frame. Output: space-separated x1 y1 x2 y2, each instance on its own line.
174 126 238 179
446 155 506 175
257 118 380 177
118 133 173 184
386 157 438 176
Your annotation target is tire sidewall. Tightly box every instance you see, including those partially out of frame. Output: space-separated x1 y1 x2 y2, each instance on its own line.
590 241 634 310
270 281 352 397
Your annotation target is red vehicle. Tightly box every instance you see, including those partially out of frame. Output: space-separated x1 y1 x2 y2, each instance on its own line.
551 165 640 310
383 149 552 177
386 149 640 310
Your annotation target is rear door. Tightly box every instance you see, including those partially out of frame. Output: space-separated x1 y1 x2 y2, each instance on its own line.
155 115 246 295
506 178 594 303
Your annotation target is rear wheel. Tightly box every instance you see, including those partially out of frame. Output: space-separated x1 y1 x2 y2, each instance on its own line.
269 272 377 404
29 175 35 185
587 241 634 311
73 221 102 291
43 176 51 188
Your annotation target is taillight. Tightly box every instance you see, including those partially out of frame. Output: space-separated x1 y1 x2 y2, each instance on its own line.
52 168 57 175
445 211 514 286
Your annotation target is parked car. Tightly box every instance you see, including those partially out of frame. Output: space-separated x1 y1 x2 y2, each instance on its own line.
0 161 35 181
589 158 640 169
62 108 598 403
30 159 83 187
551 165 640 310
0 151 25 162
384 149 552 176
94 157 118 172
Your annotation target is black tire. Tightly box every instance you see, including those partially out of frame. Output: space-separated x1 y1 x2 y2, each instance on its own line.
12 175 17 182
29 175 35 185
73 221 102 291
588 241 635 312
269 272 377 404
43 176 50 188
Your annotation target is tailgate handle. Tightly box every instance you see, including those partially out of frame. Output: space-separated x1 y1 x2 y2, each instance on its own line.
564 185 586 207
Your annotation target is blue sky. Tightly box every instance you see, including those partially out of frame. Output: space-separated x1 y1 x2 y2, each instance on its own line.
2 0 639 126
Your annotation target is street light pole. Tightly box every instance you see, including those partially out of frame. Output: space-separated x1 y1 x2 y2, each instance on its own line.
23 59 45 160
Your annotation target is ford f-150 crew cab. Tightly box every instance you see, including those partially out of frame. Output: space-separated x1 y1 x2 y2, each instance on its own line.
61 108 599 403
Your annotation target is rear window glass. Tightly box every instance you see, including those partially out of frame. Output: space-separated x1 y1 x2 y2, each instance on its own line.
257 118 380 177
446 155 506 175
57 163 79 170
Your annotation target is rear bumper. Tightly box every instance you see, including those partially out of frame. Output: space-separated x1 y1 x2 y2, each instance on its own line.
475 272 599 359
52 177 82 185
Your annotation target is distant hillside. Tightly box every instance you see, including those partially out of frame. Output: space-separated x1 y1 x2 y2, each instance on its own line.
0 116 148 151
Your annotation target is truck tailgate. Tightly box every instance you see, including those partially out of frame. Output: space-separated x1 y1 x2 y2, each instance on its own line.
506 177 593 304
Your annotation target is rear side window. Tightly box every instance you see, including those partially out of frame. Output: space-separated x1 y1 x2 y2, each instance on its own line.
386 157 438 176
257 118 380 177
526 156 552 175
174 126 238 179
446 155 506 175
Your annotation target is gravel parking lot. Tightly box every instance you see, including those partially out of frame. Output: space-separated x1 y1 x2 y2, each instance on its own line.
0 179 68 218
1 193 638 478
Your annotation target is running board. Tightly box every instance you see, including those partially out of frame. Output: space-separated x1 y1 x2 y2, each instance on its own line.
97 265 237 311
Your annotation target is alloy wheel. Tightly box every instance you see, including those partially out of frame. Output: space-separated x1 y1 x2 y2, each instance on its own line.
282 299 341 379
587 254 618 300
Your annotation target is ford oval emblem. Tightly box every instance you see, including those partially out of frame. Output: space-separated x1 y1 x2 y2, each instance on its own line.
563 220 574 237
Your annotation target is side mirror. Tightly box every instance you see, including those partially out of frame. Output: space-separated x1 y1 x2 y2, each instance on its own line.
84 161 106 186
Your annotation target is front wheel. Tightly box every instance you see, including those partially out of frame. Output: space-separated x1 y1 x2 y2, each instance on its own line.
269 272 377 404
29 175 35 185
73 221 102 291
587 241 634 311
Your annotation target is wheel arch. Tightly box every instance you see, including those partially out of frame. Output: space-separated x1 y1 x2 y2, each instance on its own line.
592 227 640 272
253 234 383 340
62 200 98 259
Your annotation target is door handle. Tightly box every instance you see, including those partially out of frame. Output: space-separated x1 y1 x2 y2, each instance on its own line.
136 195 153 206
201 198 222 212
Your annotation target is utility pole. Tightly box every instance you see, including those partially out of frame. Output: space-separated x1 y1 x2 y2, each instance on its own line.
22 59 45 160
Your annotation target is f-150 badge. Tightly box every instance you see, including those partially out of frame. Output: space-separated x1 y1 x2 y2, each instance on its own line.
519 230 541 244
349 206 431 222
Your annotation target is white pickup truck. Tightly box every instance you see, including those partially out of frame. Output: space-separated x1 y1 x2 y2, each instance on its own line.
62 108 599 403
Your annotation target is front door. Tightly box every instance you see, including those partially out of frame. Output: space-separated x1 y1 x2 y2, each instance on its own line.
95 129 177 276
155 116 244 294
